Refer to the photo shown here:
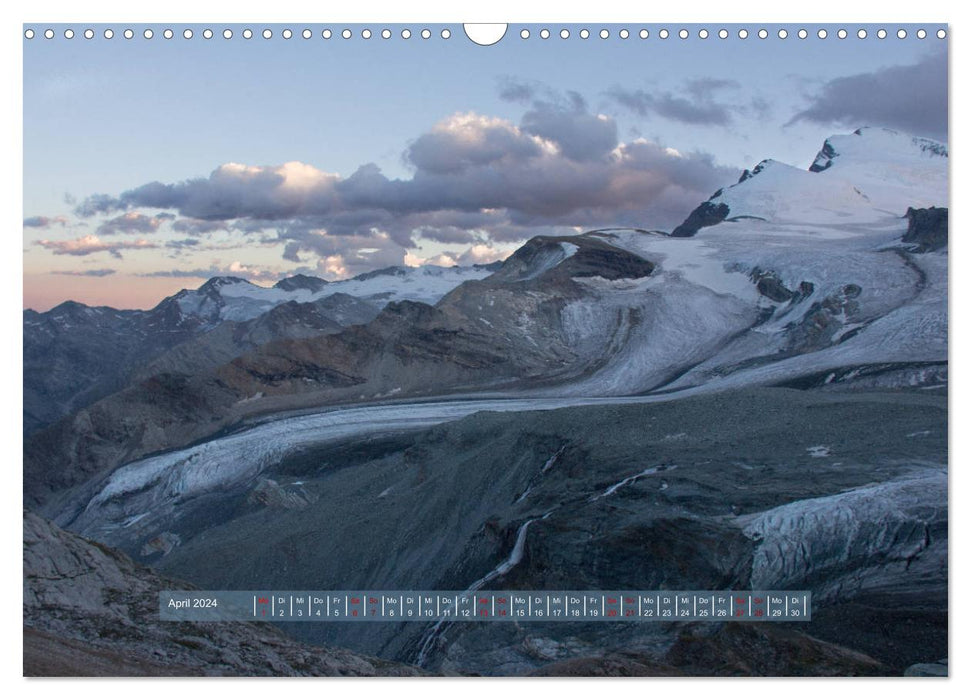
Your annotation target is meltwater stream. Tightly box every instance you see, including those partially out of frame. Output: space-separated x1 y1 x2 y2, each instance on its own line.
415 461 676 666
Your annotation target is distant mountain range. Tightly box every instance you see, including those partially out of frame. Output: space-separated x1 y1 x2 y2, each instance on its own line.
23 263 501 435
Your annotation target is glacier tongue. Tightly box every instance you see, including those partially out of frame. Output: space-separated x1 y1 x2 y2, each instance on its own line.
739 468 946 602
60 395 679 538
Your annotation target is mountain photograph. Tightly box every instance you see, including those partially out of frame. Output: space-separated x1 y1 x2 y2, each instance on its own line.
22 22 948 679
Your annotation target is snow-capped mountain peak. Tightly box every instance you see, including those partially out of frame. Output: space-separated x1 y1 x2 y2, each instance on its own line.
811 127 948 173
672 127 948 235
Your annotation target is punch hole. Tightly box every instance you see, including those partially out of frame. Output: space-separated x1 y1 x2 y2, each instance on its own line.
421 28 432 39
64 29 74 39
857 29 867 39
600 29 609 39
837 29 847 39
283 29 293 39
382 29 391 39
401 29 411 39
560 29 569 39
322 29 333 39
44 29 54 39
183 29 193 39
659 29 669 39
897 29 907 39
520 29 529 39
105 29 114 39
620 29 630 39
580 29 590 39
24 28 34 39
737 29 747 39
778 29 788 39
124 29 134 40
937 29 946 39
144 29 154 40
463 24 507 46
442 28 451 39
223 29 232 40
303 29 313 39
639 29 648 39
243 29 253 39
540 28 550 39
817 29 827 39
718 29 728 39
916 29 927 39
877 29 887 39
361 29 372 39
758 28 768 39
163 29 173 39
698 29 708 39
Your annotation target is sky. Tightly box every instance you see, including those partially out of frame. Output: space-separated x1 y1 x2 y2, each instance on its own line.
23 23 948 311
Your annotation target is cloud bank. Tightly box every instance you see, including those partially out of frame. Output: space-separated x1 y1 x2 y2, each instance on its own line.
37 235 158 259
64 89 735 276
787 50 947 140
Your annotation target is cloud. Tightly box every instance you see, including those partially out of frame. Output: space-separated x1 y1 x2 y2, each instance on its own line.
520 94 618 162
787 50 947 139
136 261 281 283
685 78 741 99
24 215 69 228
607 86 735 126
51 268 117 277
171 218 232 235
79 161 342 221
406 113 546 174
165 237 201 250
405 243 513 268
498 83 620 161
497 76 543 103
70 88 736 271
74 193 119 217
96 212 170 236
36 235 158 258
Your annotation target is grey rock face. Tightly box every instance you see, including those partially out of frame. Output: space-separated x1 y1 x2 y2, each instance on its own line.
809 140 839 173
490 235 654 282
273 274 329 293
22 301 203 436
134 293 381 380
670 201 730 237
903 207 948 252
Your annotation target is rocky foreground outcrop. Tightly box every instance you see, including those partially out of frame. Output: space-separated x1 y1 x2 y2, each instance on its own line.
23 511 421 676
